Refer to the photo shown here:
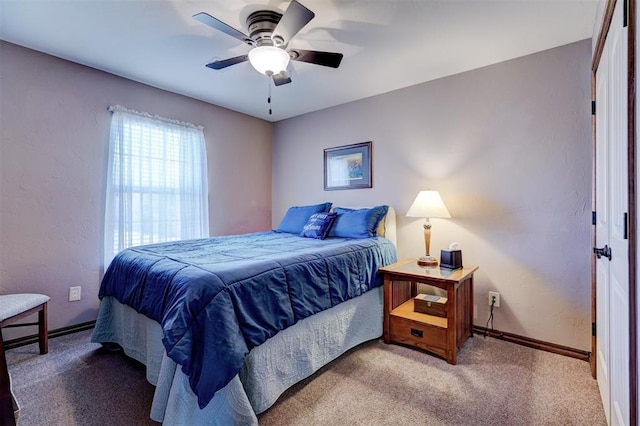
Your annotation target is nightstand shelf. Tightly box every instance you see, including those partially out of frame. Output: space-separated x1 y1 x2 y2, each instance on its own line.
380 259 478 364
391 299 447 328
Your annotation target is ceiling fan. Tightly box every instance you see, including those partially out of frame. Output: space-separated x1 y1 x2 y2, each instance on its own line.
193 0 343 87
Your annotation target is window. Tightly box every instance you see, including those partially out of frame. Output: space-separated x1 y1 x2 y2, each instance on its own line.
104 106 209 267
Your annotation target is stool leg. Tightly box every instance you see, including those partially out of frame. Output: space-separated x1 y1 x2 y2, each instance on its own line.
38 303 48 355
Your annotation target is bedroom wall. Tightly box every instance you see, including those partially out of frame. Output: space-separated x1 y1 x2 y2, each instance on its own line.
272 40 592 350
0 41 273 336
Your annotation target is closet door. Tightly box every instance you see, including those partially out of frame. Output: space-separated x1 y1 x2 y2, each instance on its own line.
595 1 630 424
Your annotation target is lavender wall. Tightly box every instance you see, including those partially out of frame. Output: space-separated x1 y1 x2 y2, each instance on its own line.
0 41 273 334
273 40 592 350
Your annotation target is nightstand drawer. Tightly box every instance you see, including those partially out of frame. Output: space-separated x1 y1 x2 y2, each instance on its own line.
389 316 447 352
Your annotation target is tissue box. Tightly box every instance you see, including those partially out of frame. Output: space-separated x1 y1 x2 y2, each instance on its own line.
440 249 462 269
414 293 448 317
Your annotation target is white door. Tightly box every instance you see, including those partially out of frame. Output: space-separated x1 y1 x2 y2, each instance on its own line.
595 1 630 424
595 32 611 421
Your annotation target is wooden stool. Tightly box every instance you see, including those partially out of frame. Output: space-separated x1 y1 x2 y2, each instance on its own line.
0 294 50 355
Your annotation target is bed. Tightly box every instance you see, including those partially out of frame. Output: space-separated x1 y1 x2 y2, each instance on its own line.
91 204 397 425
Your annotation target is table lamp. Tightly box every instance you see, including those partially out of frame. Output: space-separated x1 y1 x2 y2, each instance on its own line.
406 190 451 266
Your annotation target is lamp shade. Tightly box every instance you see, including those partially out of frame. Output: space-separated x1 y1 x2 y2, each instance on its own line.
248 46 290 75
406 190 451 219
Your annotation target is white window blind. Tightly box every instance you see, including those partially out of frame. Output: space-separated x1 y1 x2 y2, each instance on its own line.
104 105 209 267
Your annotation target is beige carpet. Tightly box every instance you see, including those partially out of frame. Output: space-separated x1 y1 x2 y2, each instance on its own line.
6 329 605 425
258 335 606 426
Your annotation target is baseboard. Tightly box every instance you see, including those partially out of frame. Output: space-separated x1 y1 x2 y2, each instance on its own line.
473 326 591 362
5 321 590 362
4 320 96 351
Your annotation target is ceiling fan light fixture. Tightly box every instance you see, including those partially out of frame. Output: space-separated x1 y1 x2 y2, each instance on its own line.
248 46 290 75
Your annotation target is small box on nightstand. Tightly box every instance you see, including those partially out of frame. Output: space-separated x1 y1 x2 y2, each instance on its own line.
440 249 463 270
414 293 448 317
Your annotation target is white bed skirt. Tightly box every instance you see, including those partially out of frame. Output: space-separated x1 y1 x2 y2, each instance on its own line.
91 287 383 425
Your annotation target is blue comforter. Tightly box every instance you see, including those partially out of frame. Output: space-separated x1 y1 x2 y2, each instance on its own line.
99 231 396 408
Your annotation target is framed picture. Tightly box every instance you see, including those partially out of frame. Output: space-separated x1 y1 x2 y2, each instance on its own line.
324 141 372 190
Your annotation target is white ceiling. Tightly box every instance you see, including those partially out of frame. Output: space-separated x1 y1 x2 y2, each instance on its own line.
0 0 598 122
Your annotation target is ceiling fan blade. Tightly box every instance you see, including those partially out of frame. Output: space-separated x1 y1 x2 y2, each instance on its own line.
271 0 315 46
272 71 292 86
193 12 254 46
205 55 249 70
290 50 343 68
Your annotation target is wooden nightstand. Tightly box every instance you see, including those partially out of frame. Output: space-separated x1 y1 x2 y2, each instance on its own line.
380 259 479 364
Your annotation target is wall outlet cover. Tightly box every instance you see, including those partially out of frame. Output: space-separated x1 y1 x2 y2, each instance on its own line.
69 286 81 302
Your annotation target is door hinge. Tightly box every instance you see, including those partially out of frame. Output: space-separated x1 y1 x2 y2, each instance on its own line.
624 0 628 27
592 211 597 225
592 322 596 337
591 100 596 115
624 212 628 239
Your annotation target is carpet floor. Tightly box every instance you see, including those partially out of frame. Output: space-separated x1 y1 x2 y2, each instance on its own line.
5 329 606 425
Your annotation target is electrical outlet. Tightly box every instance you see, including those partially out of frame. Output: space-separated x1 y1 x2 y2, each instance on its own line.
69 286 81 302
488 291 500 307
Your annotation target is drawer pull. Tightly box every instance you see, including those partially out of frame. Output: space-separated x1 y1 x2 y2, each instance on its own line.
411 328 423 338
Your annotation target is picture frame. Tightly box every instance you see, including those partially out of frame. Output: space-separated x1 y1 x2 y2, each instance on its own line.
324 141 372 190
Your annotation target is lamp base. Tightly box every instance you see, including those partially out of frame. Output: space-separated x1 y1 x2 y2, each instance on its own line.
417 255 438 267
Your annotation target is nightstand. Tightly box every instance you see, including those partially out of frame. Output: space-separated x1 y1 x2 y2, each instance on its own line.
380 259 478 364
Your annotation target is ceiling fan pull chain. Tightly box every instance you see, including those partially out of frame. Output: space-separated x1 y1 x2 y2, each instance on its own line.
268 77 272 115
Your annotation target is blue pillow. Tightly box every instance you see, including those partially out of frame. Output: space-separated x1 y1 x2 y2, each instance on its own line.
328 205 389 238
276 202 332 234
300 212 338 239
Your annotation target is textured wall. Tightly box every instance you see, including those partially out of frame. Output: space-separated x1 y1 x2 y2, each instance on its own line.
273 40 592 350
0 41 273 334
